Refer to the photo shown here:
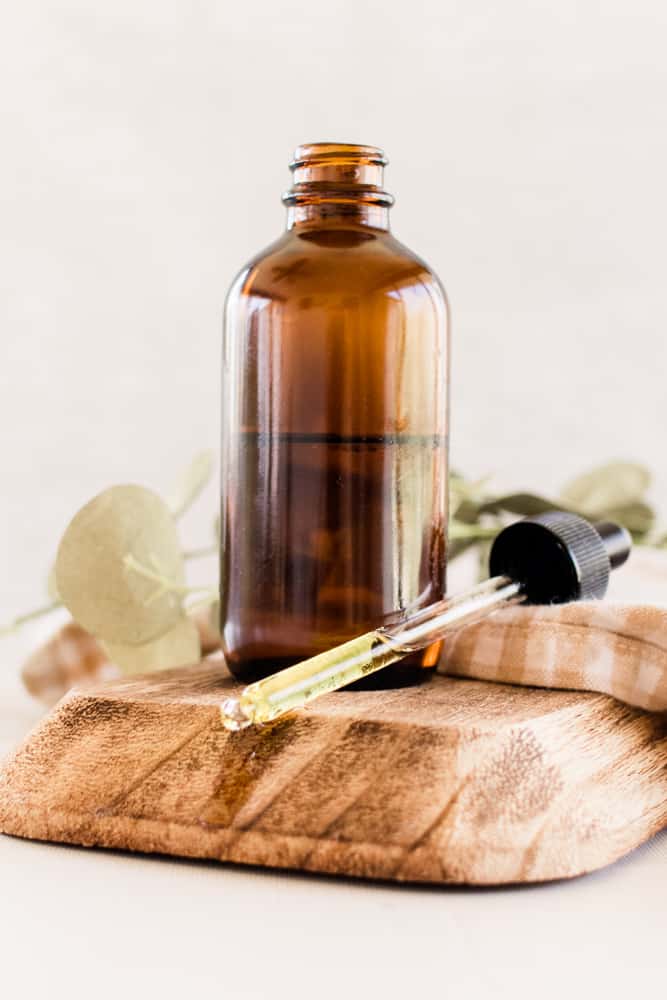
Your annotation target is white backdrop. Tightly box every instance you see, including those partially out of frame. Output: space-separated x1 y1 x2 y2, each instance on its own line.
3 0 667 622
0 4 666 997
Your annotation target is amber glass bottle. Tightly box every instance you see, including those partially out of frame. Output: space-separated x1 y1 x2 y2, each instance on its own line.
220 143 449 686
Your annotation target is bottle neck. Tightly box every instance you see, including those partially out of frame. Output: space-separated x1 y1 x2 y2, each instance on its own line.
286 202 390 230
283 143 393 232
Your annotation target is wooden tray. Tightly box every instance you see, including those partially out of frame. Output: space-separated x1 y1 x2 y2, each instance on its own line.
1 659 666 884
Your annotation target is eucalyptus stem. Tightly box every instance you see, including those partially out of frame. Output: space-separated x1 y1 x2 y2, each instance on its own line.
185 591 219 614
0 600 63 637
183 545 217 560
123 554 218 605
449 522 499 541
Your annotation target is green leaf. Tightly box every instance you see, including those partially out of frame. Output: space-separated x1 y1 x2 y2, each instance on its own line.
102 616 201 675
55 484 186 645
46 565 59 602
476 540 494 582
559 462 651 516
449 471 492 519
167 450 215 519
447 534 481 560
477 492 562 517
449 520 499 541
598 502 655 538
452 497 484 524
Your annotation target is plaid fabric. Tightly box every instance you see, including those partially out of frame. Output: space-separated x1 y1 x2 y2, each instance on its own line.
439 602 667 713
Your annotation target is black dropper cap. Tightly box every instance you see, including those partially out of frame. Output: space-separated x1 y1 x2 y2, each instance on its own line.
488 512 632 604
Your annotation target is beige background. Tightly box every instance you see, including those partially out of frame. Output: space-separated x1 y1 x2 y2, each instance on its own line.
1 2 666 998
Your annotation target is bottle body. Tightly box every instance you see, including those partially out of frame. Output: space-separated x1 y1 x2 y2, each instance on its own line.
220 145 449 685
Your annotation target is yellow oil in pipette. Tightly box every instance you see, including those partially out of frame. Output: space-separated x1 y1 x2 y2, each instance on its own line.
221 576 523 731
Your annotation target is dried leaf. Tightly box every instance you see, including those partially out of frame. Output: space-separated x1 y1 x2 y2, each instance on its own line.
559 462 651 516
102 616 200 675
55 484 185 645
168 450 215 519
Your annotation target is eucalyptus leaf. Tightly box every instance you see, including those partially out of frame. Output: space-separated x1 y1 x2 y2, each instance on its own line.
448 536 484 561
167 450 215 520
452 497 484 524
476 540 494 582
559 462 651 516
449 520 498 541
477 492 563 517
46 565 60 602
55 484 185 645
102 615 200 675
597 502 655 538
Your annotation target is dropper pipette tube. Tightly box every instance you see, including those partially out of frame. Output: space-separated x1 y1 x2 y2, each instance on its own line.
221 575 524 731
220 514 632 731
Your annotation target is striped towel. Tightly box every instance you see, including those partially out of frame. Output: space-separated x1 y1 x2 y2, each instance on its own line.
440 602 667 712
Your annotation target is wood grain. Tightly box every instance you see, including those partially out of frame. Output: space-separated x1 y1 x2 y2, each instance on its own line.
1 657 666 884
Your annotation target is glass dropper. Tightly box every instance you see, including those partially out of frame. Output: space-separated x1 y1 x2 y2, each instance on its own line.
221 513 631 732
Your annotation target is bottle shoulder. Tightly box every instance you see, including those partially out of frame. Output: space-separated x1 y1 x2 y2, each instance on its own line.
380 233 449 308
226 228 447 307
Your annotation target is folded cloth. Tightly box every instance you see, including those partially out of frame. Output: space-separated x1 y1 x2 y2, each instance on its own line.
440 602 667 713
